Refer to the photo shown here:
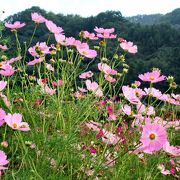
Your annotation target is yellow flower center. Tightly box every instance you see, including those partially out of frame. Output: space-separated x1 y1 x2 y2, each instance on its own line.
149 133 156 140
12 123 17 129
149 76 155 81
82 51 87 55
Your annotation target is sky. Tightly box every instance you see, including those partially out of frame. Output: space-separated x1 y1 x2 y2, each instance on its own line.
0 0 180 20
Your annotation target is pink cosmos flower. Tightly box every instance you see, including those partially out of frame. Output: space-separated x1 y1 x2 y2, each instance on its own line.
7 56 22 64
139 70 166 83
120 39 137 54
144 87 162 98
78 87 87 93
0 44 8 50
122 86 142 104
0 108 6 126
5 21 26 29
28 42 50 57
94 27 117 39
0 81 7 91
122 104 132 116
0 93 11 108
27 58 44 66
31 12 46 23
77 47 97 58
163 141 180 156
104 74 116 83
85 80 103 97
5 113 30 131
45 63 54 72
140 123 167 152
45 20 63 34
0 64 15 76
41 85 56 95
98 63 117 75
0 150 9 170
80 31 98 40
79 71 94 79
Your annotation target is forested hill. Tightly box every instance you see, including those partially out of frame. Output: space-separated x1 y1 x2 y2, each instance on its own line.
127 8 180 27
2 6 180 92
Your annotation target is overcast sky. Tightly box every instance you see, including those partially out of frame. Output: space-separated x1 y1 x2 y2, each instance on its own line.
0 0 180 20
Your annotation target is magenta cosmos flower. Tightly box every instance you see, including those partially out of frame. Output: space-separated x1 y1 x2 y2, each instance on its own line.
5 21 26 29
5 113 30 131
31 12 46 23
139 70 166 83
140 123 167 152
0 150 9 170
120 39 137 54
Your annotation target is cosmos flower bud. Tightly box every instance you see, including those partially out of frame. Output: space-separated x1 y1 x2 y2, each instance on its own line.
101 57 108 63
167 76 174 83
123 68 128 74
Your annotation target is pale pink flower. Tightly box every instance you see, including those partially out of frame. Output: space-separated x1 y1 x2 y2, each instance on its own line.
7 56 22 64
104 74 116 83
54 34 66 45
163 141 180 156
157 164 171 175
136 104 155 116
139 70 166 83
171 93 180 102
27 58 44 66
77 47 97 58
85 121 102 132
85 80 103 97
120 40 137 54
0 108 6 126
0 150 9 170
81 31 98 40
134 81 141 87
31 12 46 23
79 71 93 79
122 86 141 104
28 42 50 57
98 63 117 75
45 63 54 72
0 64 15 76
78 87 87 93
0 81 7 91
0 44 8 50
94 27 115 34
5 113 30 131
41 85 56 95
5 21 26 29
122 104 132 116
94 27 117 39
45 20 63 34
0 93 11 107
140 123 167 152
144 87 162 98
102 130 120 145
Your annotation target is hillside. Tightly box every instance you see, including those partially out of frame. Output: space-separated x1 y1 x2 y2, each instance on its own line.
2 6 180 92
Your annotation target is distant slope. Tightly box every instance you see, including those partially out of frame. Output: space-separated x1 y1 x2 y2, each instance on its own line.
126 14 162 25
127 8 180 27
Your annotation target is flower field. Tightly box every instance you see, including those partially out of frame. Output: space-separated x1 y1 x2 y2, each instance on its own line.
0 12 179 179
